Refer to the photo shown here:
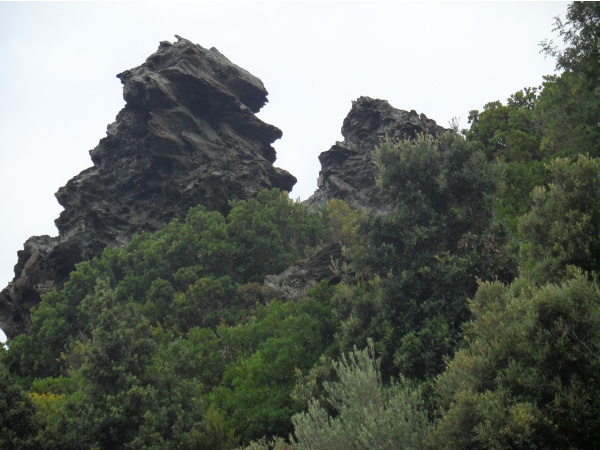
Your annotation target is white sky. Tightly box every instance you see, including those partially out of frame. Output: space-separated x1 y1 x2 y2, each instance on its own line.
0 1 569 341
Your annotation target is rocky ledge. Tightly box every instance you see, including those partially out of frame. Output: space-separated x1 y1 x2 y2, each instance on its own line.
264 243 344 301
305 96 447 212
0 36 295 338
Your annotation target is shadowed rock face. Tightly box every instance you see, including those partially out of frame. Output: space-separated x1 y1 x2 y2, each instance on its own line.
305 96 447 212
0 36 295 338
264 243 343 301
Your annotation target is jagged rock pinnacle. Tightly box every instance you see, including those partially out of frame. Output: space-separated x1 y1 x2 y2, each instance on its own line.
0 37 296 338
305 96 448 212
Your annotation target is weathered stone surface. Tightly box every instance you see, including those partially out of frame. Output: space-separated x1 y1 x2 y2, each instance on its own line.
305 96 447 212
0 36 295 338
264 243 343 301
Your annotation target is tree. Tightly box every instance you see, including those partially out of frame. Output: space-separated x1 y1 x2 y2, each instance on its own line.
57 282 159 448
336 132 514 381
319 198 365 247
291 341 429 450
466 88 542 162
5 189 325 383
434 144 600 449
226 189 324 282
210 295 337 444
189 406 239 450
32 281 209 448
434 271 600 449
540 2 600 156
0 355 40 449
542 2 600 84
519 155 600 283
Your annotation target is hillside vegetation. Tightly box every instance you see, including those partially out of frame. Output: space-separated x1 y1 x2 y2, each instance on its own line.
2 2 600 448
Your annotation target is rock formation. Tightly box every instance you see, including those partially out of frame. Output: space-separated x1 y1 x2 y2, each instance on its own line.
264 98 448 303
264 243 343 301
0 36 295 338
305 96 447 212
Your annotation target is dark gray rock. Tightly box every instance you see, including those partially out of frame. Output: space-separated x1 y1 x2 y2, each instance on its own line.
0 36 295 338
264 243 343 301
305 96 447 212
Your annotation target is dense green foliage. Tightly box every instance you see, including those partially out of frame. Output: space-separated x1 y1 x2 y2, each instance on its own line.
291 342 429 450
520 155 600 282
3 3 600 447
4 189 332 447
541 1 600 156
434 271 600 449
432 154 600 448
467 88 542 162
0 353 40 449
335 133 515 382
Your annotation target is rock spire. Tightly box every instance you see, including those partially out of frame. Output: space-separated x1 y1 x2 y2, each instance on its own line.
0 36 295 337
305 96 447 212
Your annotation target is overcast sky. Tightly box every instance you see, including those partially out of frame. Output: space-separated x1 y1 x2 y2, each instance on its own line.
0 1 569 340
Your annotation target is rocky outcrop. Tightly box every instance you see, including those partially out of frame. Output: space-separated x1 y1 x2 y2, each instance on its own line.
264 243 343 301
0 36 295 338
268 98 447 301
305 96 447 212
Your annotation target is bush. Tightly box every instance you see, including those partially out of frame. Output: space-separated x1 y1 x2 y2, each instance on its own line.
291 341 429 450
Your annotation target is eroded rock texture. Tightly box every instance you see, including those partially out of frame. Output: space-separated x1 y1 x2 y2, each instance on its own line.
305 96 447 212
0 36 295 338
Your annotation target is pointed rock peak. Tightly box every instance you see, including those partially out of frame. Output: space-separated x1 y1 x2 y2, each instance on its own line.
0 37 295 338
342 96 446 148
306 96 448 212
118 36 269 114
